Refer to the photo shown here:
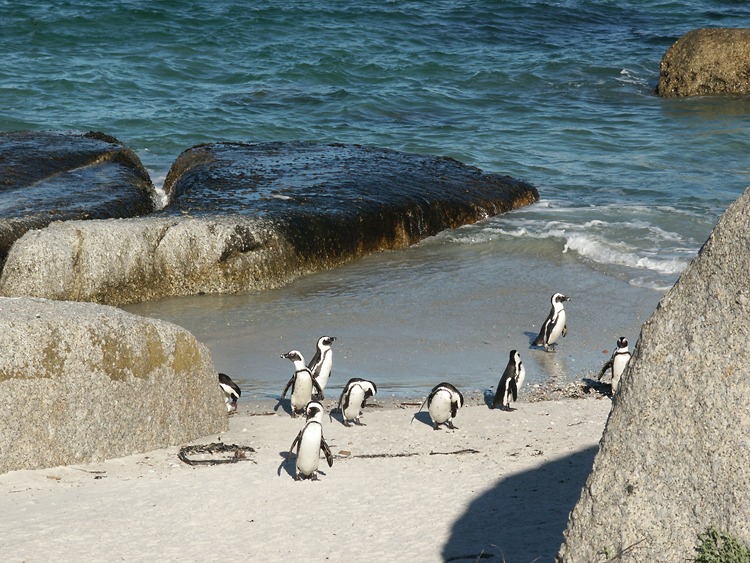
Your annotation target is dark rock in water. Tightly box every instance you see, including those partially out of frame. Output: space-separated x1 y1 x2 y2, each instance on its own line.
558 185 750 561
0 130 157 266
0 143 537 306
161 142 539 263
657 28 750 97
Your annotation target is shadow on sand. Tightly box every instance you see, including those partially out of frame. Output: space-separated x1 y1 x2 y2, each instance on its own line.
441 446 598 562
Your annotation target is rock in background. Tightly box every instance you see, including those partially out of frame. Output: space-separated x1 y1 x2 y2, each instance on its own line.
558 186 750 561
658 28 750 97
0 297 228 474
0 142 538 306
0 131 158 267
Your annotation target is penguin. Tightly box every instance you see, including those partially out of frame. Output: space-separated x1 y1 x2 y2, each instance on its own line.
492 350 525 410
218 372 241 413
414 382 464 430
281 350 324 417
308 335 336 393
286 401 334 481
533 292 570 352
337 377 377 427
598 336 632 394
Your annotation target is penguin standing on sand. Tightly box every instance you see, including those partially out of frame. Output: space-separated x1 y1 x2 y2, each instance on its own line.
533 292 570 352
308 335 336 395
285 401 334 481
414 382 464 430
598 336 632 394
218 372 241 413
492 350 525 411
338 377 377 426
281 350 324 417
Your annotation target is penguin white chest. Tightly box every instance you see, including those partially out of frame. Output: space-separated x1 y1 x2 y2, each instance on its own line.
428 391 453 424
611 353 630 393
316 353 333 389
291 373 314 411
548 309 566 344
343 386 366 420
297 423 323 476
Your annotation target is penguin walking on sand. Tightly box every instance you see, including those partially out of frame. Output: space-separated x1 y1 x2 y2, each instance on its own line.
598 336 632 395
337 378 377 427
285 401 334 481
414 382 464 430
533 292 570 352
281 350 324 417
309 335 336 395
492 350 525 411
218 373 241 413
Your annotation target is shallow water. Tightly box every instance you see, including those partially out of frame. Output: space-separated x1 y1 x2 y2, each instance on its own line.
125 229 663 399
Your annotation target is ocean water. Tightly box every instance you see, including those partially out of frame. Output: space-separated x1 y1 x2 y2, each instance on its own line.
2 1 750 399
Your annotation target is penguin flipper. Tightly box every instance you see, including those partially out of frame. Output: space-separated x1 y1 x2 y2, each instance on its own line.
321 437 334 467
312 377 324 400
281 375 295 399
286 431 303 462
598 358 613 381
510 378 518 403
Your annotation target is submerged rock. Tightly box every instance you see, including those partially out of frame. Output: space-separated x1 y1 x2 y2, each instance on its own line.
657 28 750 97
0 142 538 305
0 130 157 266
558 186 750 561
0 297 227 474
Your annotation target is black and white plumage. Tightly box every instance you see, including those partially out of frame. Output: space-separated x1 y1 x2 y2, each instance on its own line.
281 350 324 417
533 292 570 352
338 378 377 427
492 350 526 410
218 372 241 413
286 401 334 481
598 336 632 394
308 335 336 393
415 382 465 430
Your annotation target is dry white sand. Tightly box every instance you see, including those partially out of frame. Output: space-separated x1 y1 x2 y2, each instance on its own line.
0 396 612 562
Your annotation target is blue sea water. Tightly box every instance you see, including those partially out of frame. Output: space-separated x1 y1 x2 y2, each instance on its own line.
2 1 750 398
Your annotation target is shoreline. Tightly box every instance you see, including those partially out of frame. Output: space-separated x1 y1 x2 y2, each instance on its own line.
1 388 613 562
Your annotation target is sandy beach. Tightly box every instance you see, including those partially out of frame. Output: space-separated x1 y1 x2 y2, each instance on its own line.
1 391 612 562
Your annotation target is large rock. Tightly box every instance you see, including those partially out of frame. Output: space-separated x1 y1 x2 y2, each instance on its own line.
0 130 157 266
657 28 750 97
0 297 227 474
0 142 538 305
558 186 750 561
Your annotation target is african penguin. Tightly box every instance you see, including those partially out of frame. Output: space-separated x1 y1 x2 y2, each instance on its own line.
415 382 464 430
492 350 525 410
286 401 334 481
598 336 632 394
281 350 324 417
218 372 241 413
338 377 377 427
308 335 336 394
533 292 570 352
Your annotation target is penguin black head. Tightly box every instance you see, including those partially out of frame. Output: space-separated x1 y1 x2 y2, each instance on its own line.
282 350 304 362
552 292 570 304
318 336 336 348
617 336 629 348
305 401 324 420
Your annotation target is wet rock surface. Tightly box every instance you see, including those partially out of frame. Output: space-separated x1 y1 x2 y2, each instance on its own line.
658 28 750 97
161 141 539 264
0 141 538 305
0 131 157 266
0 297 227 474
